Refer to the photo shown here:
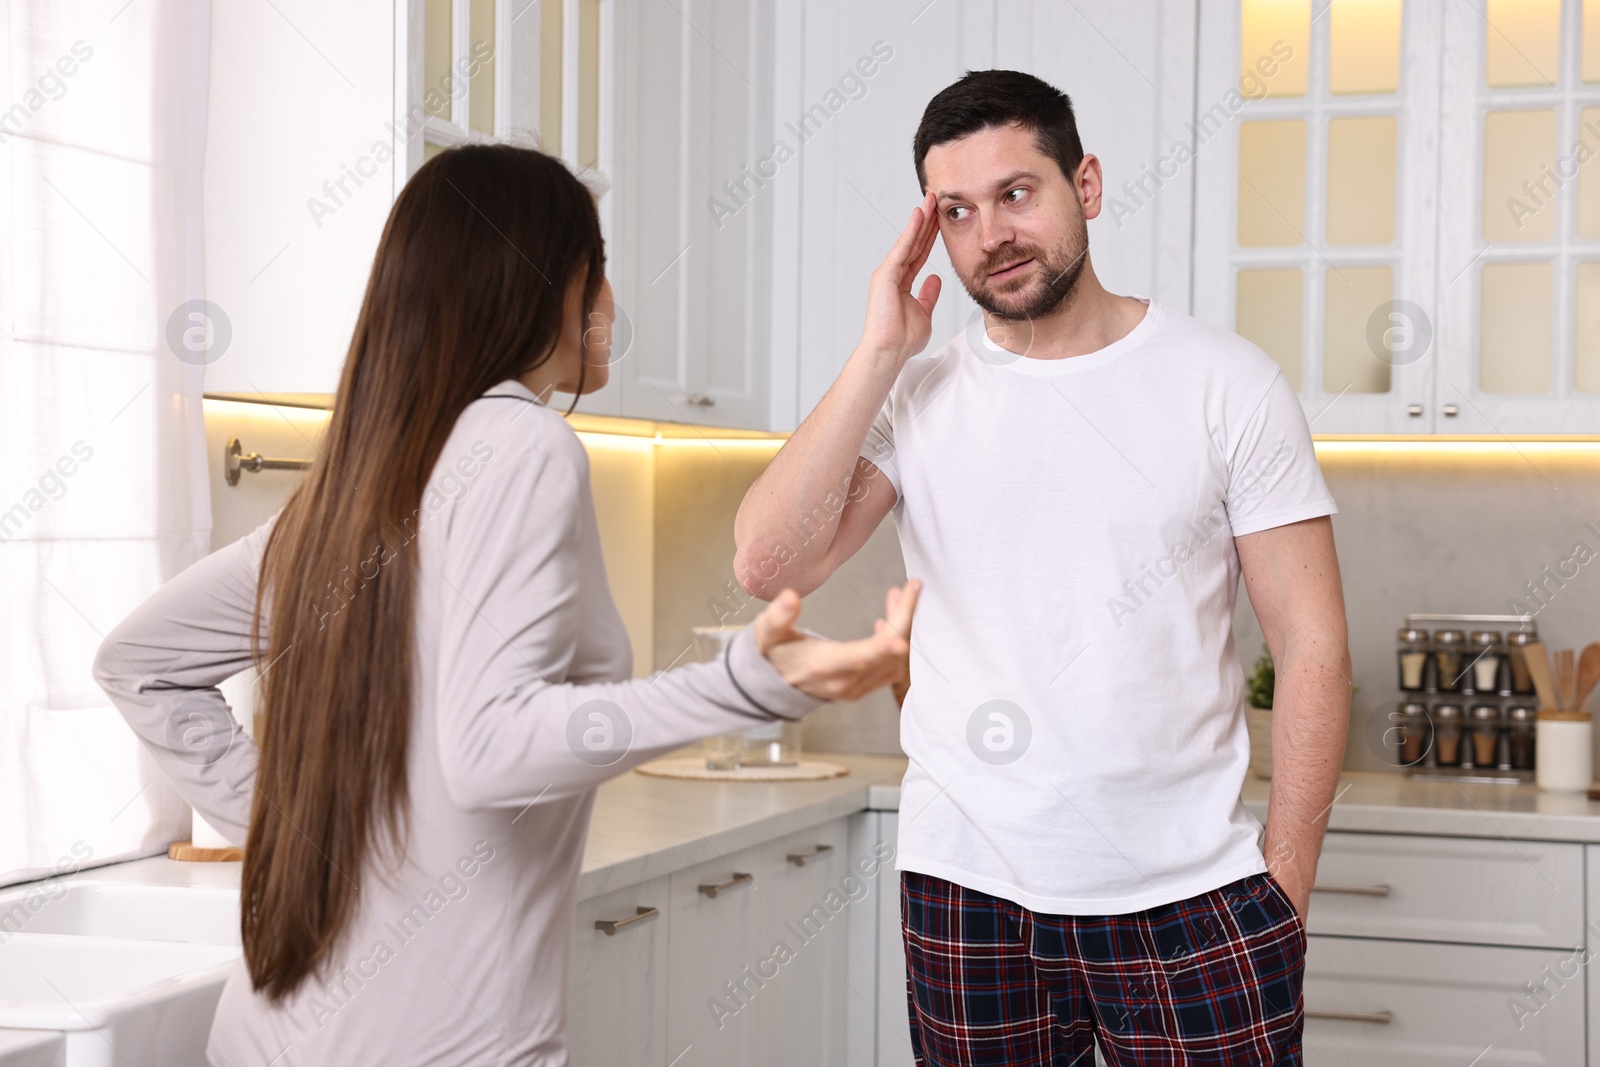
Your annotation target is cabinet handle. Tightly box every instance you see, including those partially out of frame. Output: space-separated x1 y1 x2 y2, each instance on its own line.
1442 403 1459 417
686 392 716 407
1306 1008 1393 1025
698 872 754 898
1406 404 1424 417
1311 882 1391 897
786 844 834 867
594 906 659 936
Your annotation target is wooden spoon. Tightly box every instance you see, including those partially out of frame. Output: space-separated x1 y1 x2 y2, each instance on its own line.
1526 642 1560 710
1576 643 1600 711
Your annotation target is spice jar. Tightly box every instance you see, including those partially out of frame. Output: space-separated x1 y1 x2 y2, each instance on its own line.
1431 703 1464 765
1506 631 1537 696
1397 628 1431 692
1466 632 1503 695
1433 630 1467 692
1398 701 1430 766
1507 705 1537 770
1468 704 1502 769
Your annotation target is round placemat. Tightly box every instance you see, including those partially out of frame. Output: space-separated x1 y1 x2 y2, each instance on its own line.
634 757 849 782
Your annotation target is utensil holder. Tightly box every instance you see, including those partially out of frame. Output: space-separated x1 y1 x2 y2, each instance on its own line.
1535 713 1592 791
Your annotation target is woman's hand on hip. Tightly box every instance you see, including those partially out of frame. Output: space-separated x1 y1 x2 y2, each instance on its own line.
754 580 921 703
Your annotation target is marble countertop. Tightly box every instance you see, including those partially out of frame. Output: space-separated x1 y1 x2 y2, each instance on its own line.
577 752 906 899
1241 770 1600 843
870 766 1600 844
36 760 1600 905
32 753 910 902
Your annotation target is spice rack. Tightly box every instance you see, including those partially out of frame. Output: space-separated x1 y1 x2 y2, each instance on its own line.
1392 613 1538 785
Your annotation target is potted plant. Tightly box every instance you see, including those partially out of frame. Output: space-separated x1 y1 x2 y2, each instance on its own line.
1246 642 1275 779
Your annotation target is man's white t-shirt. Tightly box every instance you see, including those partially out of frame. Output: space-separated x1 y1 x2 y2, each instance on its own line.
858 298 1338 915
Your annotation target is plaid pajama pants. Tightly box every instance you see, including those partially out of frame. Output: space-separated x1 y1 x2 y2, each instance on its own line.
900 870 1306 1066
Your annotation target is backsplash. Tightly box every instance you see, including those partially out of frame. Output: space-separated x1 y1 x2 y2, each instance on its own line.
204 403 1600 772
651 445 908 756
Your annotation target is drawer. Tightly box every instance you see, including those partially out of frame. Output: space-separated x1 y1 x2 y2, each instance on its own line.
1304 934 1585 1065
1307 832 1582 949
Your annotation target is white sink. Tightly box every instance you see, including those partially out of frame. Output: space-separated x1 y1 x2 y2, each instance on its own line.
0 1027 63 1067
0 880 242 1067
0 883 238 946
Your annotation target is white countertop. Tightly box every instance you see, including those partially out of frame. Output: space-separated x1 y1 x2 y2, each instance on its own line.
38 761 1600 905
43 753 909 903
1242 770 1600 843
577 752 906 899
870 767 1600 844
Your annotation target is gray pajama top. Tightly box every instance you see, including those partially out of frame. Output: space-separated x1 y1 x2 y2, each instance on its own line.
92 378 824 1066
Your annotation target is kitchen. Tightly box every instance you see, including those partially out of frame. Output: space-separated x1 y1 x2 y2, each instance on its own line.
5 0 1600 1064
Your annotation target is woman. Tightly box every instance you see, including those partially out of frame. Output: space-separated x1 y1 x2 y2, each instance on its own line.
92 144 919 1066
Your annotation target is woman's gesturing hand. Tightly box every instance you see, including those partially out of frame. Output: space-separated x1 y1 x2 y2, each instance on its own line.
753 580 922 703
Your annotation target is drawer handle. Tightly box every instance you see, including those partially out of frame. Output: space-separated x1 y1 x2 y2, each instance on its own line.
1306 1008 1393 1025
787 844 834 867
594 906 658 936
1311 882 1391 897
699 872 754 898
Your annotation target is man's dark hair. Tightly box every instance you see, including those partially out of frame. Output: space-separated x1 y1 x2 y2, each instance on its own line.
913 70 1084 192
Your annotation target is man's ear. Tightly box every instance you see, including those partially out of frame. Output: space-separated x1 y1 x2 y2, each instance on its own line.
1075 154 1104 222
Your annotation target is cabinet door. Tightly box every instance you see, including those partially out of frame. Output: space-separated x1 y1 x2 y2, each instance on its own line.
667 844 765 1066
874 812 915 1067
790 1 994 429
1193 0 1442 434
1304 935 1585 1064
1433 0 1600 434
754 818 852 1066
568 876 670 1067
1585 844 1600 1066
609 0 775 430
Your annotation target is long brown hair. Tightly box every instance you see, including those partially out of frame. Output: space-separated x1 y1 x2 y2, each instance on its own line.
242 144 606 1001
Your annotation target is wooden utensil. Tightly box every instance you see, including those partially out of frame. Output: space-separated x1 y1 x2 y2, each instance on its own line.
1526 642 1560 710
1577 643 1600 710
1556 648 1574 709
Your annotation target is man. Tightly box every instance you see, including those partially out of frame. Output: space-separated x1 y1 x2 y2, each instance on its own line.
732 70 1350 1065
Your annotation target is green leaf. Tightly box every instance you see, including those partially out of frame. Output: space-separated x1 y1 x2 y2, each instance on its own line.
1247 642 1275 710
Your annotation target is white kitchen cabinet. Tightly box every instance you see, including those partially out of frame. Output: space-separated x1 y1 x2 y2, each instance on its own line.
1304 936 1586 1065
1432 0 1600 435
1307 832 1584 950
753 820 852 1066
568 876 671 1067
1195 0 1600 435
1192 0 1443 435
665 844 765 1066
871 812 914 1067
202 0 397 396
1584 845 1600 1066
567 812 866 1065
601 0 777 430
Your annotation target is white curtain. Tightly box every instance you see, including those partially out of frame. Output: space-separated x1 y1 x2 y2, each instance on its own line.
0 0 212 885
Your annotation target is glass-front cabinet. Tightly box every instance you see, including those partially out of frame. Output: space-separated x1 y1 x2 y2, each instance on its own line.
1197 0 1600 434
1437 0 1600 433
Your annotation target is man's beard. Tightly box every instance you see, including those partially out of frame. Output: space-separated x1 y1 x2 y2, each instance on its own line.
964 218 1088 321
